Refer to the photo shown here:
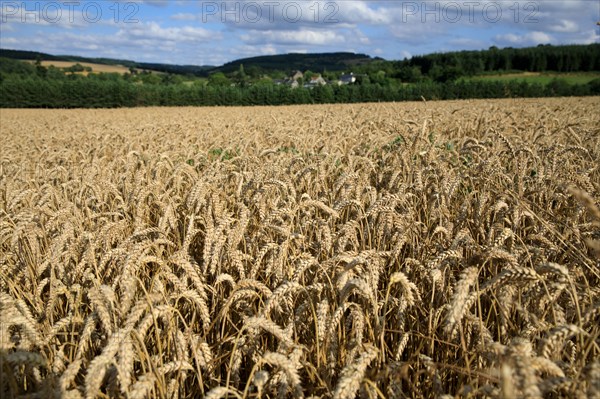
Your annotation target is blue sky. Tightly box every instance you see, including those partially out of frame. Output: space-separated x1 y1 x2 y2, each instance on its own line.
1 1 598 65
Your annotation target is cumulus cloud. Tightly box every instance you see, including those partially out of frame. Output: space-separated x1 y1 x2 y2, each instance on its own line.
565 29 600 45
389 21 448 45
0 2 92 28
1 23 14 32
335 2 392 25
494 31 554 46
241 28 346 46
1 33 114 56
548 19 579 33
447 38 487 49
229 44 278 58
201 1 391 31
133 0 169 6
171 13 198 21
399 50 412 59
2 0 598 65
0 36 19 45
122 21 215 42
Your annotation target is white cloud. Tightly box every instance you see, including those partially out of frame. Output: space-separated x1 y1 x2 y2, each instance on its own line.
207 1 390 31
121 22 216 42
171 13 198 21
0 36 19 45
133 0 169 6
567 29 600 45
548 19 579 33
389 21 448 45
2 0 598 66
447 37 486 49
0 3 92 28
229 44 278 58
0 23 15 32
400 50 412 59
494 31 554 46
241 29 346 46
335 2 392 25
286 48 307 54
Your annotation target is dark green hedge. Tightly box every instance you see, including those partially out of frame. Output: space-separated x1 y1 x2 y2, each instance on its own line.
1 76 599 108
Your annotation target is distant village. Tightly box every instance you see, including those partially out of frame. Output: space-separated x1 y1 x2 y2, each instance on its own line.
273 70 358 88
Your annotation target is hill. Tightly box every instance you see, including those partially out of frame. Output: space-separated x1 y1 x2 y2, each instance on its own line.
397 43 600 79
0 49 134 66
215 52 378 74
0 49 214 76
0 49 376 76
3 44 600 80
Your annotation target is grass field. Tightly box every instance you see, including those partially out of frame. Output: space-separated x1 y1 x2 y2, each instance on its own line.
1 98 599 398
465 72 600 85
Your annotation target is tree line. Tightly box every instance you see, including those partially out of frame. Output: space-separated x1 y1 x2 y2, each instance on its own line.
2 75 599 108
358 44 600 83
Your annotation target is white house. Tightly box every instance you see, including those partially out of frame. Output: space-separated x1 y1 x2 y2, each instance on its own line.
338 73 356 85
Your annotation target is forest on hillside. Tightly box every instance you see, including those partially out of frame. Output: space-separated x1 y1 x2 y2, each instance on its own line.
1 44 599 108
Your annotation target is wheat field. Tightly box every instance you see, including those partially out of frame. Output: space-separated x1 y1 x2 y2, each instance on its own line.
23 60 133 75
1 97 599 398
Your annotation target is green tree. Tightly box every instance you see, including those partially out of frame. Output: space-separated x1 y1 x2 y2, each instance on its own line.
254 77 274 86
208 72 231 87
140 72 161 85
371 70 388 86
236 64 248 87
46 65 66 80
161 74 184 85
0 58 37 75
34 55 47 77
397 66 422 83
66 63 85 73
246 65 261 79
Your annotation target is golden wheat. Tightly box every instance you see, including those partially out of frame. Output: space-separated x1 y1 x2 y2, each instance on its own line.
1 97 599 398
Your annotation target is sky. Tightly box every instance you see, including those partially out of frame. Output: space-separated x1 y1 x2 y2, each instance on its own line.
1 1 599 66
